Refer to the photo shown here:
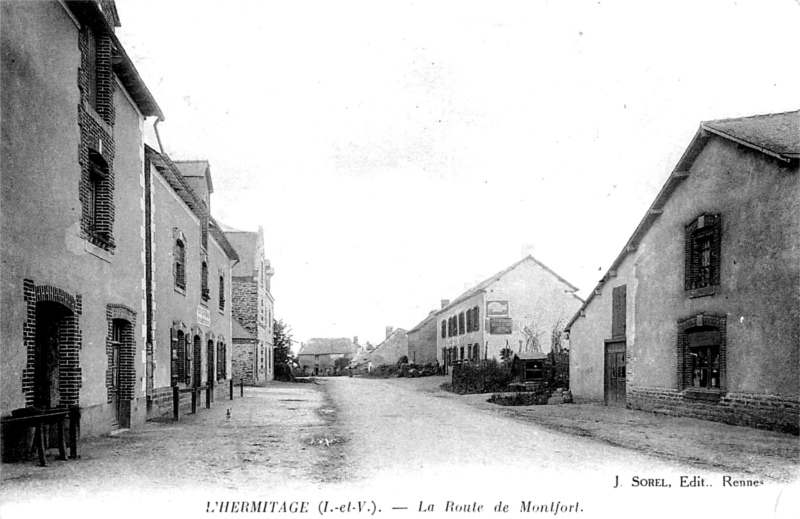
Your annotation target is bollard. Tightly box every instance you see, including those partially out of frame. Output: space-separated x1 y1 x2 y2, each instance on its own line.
191 389 197 414
173 386 180 421
229 379 234 401
206 386 212 409
240 380 244 397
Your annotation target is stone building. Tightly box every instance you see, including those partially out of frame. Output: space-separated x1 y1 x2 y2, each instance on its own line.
143 146 239 418
437 256 583 370
297 338 357 376
232 319 259 385
1 0 163 438
370 327 409 367
407 312 438 366
566 111 799 433
225 225 275 384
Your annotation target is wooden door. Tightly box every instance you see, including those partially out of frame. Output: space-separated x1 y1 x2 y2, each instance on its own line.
604 341 626 406
110 323 122 427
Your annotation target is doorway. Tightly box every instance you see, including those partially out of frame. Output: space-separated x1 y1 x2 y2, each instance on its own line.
34 301 72 409
604 340 626 406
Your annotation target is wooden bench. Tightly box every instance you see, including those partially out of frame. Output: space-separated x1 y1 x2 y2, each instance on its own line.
1 408 79 466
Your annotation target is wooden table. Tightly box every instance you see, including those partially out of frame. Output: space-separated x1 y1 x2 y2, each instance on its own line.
1 408 79 466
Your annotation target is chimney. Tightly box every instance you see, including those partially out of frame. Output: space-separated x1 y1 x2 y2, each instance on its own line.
441 299 450 309
385 326 394 339
353 336 359 346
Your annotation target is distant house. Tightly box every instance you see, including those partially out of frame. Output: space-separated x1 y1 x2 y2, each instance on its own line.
407 312 438 366
436 255 583 370
566 111 799 433
370 327 409 367
298 338 358 376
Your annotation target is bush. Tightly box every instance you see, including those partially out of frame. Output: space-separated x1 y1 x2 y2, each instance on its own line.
448 360 514 394
487 392 549 406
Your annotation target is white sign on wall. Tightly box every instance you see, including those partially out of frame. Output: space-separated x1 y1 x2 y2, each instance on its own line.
197 305 211 327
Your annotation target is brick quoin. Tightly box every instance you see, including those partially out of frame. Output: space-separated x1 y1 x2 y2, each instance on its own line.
78 22 116 251
21 280 83 409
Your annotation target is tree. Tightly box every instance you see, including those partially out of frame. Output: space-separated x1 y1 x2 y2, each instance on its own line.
273 319 296 381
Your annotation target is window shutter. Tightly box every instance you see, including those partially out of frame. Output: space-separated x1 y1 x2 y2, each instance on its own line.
611 285 627 338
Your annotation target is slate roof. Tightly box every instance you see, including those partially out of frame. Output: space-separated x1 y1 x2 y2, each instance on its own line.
298 338 358 356
702 110 799 160
440 255 580 315
407 312 437 334
225 231 260 276
232 319 256 341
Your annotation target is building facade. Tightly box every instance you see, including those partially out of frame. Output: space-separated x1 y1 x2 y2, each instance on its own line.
436 256 582 370
407 313 438 366
225 226 275 384
143 147 238 418
297 338 357 376
1 0 163 440
567 111 799 433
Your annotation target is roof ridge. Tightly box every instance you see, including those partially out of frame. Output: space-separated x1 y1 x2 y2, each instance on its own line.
702 109 799 125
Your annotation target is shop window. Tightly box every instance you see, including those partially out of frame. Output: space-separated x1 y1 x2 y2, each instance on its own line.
677 314 726 397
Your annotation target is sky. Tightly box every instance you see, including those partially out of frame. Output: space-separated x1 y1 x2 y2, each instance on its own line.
115 0 800 347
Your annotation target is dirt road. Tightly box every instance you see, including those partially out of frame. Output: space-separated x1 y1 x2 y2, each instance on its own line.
323 376 799 518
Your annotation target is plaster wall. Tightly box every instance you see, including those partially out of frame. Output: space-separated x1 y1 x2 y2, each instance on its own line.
1 2 148 436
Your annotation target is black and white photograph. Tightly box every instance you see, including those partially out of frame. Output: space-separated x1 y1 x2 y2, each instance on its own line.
1 1 798 517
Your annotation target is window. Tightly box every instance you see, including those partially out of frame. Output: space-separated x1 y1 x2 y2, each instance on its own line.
201 261 210 302
85 26 98 110
458 312 465 335
677 314 726 395
611 285 627 338
217 341 227 380
84 152 110 245
524 360 544 382
473 306 480 332
459 346 464 360
218 274 225 311
441 321 446 339
174 239 186 290
171 329 186 386
685 214 721 292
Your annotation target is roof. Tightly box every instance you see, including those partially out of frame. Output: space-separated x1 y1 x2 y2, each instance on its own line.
232 319 256 341
372 329 407 352
217 221 244 233
224 229 271 278
349 350 371 368
174 160 214 194
702 111 799 160
565 110 799 331
406 312 437 334
515 352 547 360
145 146 239 262
65 1 164 120
439 255 580 315
298 338 358 356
